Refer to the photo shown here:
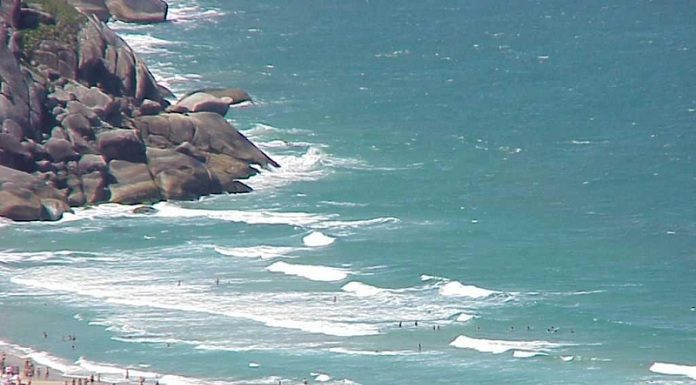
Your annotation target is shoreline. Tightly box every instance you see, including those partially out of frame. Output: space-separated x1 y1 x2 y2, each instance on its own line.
2 351 77 385
0 343 156 385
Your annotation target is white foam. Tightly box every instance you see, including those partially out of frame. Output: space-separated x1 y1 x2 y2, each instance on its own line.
449 335 563 354
60 203 140 222
650 362 696 380
168 4 226 23
248 362 260 368
117 33 177 55
439 281 497 299
0 250 68 263
512 350 548 358
341 282 385 297
152 202 331 227
11 272 381 337
303 232 335 247
313 373 331 382
455 313 474 322
266 261 349 282
213 245 297 259
263 319 378 337
560 355 575 362
420 274 443 281
245 147 330 190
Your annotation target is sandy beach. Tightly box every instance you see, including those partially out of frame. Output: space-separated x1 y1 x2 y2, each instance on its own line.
0 352 104 385
2 351 66 385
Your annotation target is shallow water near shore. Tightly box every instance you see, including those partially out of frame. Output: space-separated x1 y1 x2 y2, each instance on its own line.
1 1 695 384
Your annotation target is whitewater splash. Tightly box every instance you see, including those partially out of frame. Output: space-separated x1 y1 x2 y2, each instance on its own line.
341 282 385 297
439 281 497 299
454 313 475 322
245 146 330 190
649 362 696 380
449 335 563 355
303 232 336 247
266 261 350 282
420 274 499 299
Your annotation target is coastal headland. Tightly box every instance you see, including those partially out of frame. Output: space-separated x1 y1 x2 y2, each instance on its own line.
0 0 278 222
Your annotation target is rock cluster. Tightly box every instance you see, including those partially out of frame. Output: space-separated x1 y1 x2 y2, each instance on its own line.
0 0 278 221
67 0 168 23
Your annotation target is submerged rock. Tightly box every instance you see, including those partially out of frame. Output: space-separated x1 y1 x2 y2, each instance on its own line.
132 205 157 215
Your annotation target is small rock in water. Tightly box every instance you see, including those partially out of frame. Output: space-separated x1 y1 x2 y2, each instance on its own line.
133 205 158 215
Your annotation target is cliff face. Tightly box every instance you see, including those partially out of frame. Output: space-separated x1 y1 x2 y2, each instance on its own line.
0 0 278 221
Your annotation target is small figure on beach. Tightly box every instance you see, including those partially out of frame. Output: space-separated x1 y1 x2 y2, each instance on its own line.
45 367 49 378
72 378 76 385
125 369 129 379
414 321 418 326
215 278 219 286
42 331 47 339
418 343 422 352
398 321 402 328
37 368 41 377
90 374 94 383
177 280 181 287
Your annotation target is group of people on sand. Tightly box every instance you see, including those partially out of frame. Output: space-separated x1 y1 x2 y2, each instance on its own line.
0 354 51 385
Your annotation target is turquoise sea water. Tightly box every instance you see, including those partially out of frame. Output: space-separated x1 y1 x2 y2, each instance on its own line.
1 1 695 384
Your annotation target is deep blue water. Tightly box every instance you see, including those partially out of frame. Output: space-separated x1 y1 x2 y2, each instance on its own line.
1 1 695 384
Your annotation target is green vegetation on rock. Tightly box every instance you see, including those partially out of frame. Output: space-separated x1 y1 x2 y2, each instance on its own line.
21 0 87 58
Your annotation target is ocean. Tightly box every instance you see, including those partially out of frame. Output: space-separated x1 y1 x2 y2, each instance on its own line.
1 1 695 384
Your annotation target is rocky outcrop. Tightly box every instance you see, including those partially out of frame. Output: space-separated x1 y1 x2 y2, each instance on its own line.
105 0 167 23
169 92 232 116
66 0 111 22
68 0 167 23
0 1 278 222
168 88 254 116
0 165 70 221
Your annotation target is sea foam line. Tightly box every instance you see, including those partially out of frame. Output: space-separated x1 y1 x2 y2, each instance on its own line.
266 261 350 282
420 274 500 299
449 335 563 355
649 362 696 380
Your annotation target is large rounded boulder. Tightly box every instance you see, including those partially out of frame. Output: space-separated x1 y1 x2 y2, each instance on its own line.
105 0 168 23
